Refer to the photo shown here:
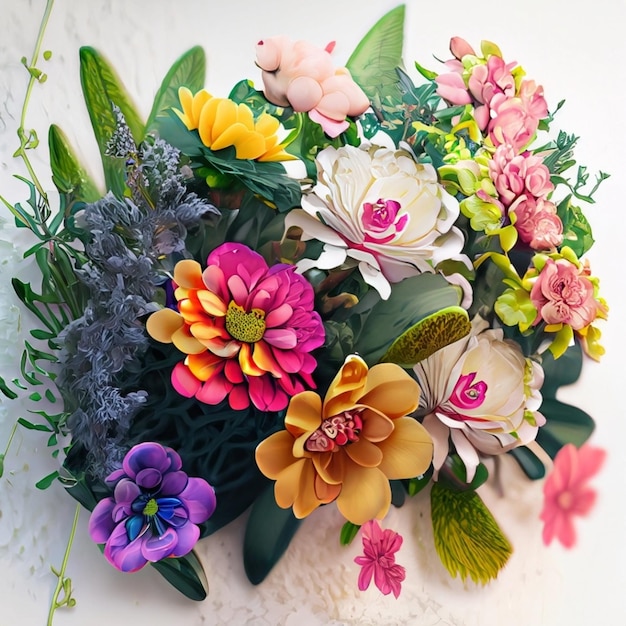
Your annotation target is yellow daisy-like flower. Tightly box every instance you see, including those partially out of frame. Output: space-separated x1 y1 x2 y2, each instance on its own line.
175 87 294 162
255 355 433 525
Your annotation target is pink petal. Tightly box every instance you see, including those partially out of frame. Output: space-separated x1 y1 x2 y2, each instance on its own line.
171 362 202 397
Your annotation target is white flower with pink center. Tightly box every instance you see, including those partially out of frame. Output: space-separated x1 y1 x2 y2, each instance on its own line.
285 145 468 299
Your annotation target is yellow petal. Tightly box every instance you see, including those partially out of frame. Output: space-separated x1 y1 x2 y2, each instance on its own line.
146 308 183 344
197 290 227 316
191 89 212 128
255 113 280 137
176 86 195 129
345 438 383 468
178 297 210 323
293 458 323 518
197 97 220 147
358 363 420 418
377 417 433 480
256 430 298 479
211 99 238 143
285 391 323 435
210 122 250 152
239 342 265 376
258 145 297 162
336 464 391 525
236 103 255 131
187 351 222 382
171 326 206 354
173 259 204 290
189 321 227 342
323 355 367 419
233 131 266 160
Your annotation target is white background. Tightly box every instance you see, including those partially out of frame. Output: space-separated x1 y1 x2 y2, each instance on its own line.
0 0 625 624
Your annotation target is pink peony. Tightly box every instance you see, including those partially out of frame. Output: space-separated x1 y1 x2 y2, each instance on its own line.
435 70 472 106
540 443 606 548
354 520 406 598
530 257 600 329
511 196 563 250
489 80 548 151
489 145 554 206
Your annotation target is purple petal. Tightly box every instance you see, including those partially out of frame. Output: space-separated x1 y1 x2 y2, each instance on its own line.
113 477 141 506
135 467 163 490
88 498 117 543
179 478 216 523
160 470 189 496
105 523 147 573
141 527 179 563
123 442 170 478
171 522 200 557
105 468 126 486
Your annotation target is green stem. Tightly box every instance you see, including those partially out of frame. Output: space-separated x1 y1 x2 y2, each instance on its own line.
15 0 55 233
46 503 80 626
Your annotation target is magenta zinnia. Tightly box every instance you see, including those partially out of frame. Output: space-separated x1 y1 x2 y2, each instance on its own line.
147 243 325 411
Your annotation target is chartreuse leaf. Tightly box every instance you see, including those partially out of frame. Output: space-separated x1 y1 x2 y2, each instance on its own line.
243 484 302 584
48 124 101 204
380 306 470 367
345 5 405 103
79 47 144 197
145 46 206 138
151 550 208 601
431 482 512 584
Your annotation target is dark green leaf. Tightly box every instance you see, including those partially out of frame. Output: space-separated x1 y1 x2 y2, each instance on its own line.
508 446 546 480
346 5 405 103
0 376 18 400
79 46 144 196
540 341 583 398
536 398 595 459
17 417 52 432
340 521 361 546
391 479 406 507
151 550 208 601
243 484 302 584
145 46 206 138
439 455 489 491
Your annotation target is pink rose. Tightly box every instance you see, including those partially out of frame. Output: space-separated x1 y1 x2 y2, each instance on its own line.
489 145 554 206
530 258 600 329
512 196 563 250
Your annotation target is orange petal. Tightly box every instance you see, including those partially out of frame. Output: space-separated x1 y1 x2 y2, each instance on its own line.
358 363 420 418
239 342 265 376
376 417 434 480
312 449 345 485
345 438 383 468
146 308 183 344
252 340 282 377
293 459 323 519
174 259 204 290
336 464 391 525
178 297 208 324
171 326 206 355
197 290 227 316
285 391 323 435
255 430 298 479
274 458 307 509
314 474 341 504
360 408 394 442
323 355 367 419
187 351 222 382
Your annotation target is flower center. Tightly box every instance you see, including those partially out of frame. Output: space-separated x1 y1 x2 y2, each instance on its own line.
305 409 364 453
224 301 266 343
362 198 402 232
557 491 573 510
449 372 487 411
143 498 159 517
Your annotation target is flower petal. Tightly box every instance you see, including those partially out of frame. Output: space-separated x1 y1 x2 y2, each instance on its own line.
336 464 391 525
377 417 433 480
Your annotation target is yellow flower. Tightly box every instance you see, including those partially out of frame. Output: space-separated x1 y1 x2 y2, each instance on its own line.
175 87 294 162
255 355 433 525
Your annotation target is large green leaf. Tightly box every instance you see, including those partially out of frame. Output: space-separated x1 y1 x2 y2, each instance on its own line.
145 46 206 138
79 46 144 196
48 124 101 204
508 446 546 480
540 340 583 398
345 5 405 103
431 482 512 584
352 273 464 366
243 484 302 584
151 550 208 601
536 398 595 459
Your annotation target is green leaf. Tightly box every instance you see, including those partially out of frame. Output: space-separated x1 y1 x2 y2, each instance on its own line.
0 376 18 400
17 417 52 432
380 306 470 367
151 550 208 601
243 484 302 584
352 273 464 366
540 341 583 398
508 446 546 480
340 521 361 546
431 482 512 584
536 398 594 459
48 124 101 203
79 46 144 197
439 455 489 491
346 5 405 103
145 46 206 138
406 467 433 496
36 470 59 490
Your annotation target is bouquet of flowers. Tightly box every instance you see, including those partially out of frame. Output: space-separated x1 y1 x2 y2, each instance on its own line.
0 2 608 620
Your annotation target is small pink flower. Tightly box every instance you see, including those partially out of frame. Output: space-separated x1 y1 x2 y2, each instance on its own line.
435 71 472 105
489 145 554 207
540 443 606 548
530 257 600 329
511 196 563 250
468 55 516 109
354 520 406 598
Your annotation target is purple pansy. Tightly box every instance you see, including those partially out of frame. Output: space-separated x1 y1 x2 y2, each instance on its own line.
88 442 216 572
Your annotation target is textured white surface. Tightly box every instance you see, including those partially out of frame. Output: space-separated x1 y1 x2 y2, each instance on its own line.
1 1 625 624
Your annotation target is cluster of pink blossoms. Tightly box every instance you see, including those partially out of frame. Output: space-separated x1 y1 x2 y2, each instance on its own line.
436 38 563 251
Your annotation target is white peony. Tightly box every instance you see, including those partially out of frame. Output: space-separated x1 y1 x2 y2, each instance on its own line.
284 144 468 299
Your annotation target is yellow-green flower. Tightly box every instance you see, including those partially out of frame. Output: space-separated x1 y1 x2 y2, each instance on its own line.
175 87 294 162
